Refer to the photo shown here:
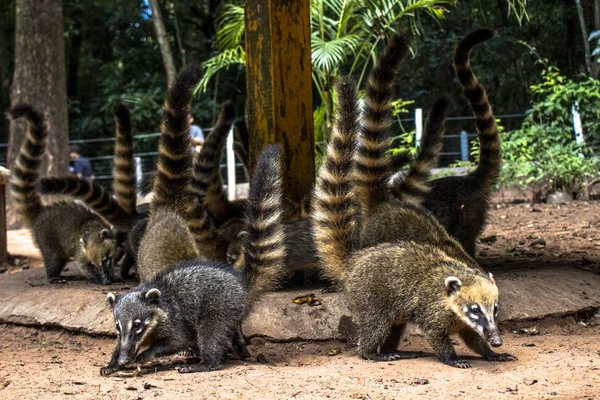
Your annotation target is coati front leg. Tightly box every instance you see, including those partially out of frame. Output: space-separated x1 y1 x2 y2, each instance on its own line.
233 325 251 359
459 327 516 362
100 343 121 376
423 325 471 369
118 248 136 281
43 253 68 284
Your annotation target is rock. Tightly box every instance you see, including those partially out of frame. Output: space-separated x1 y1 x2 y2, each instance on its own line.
480 235 497 244
547 192 571 205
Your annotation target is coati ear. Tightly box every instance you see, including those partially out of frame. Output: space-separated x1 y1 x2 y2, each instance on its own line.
445 276 462 296
488 272 496 284
107 292 116 308
236 230 250 240
100 229 111 240
144 288 161 304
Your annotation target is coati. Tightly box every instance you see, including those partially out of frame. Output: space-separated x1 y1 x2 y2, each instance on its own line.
102 143 286 375
389 29 501 256
312 76 515 368
136 65 203 282
38 104 147 279
8 104 119 284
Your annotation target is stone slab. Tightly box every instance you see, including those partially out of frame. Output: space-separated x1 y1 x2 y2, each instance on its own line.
1 265 599 341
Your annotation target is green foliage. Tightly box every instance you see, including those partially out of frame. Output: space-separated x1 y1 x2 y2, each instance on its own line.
500 66 599 191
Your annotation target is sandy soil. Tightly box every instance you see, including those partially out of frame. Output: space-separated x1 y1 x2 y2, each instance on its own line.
2 201 600 399
0 321 599 400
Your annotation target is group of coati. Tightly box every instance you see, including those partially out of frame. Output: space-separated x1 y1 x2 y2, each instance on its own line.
8 28 514 373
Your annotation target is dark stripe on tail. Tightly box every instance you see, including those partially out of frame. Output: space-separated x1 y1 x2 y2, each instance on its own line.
390 96 450 204
454 28 500 193
151 64 201 215
354 33 411 211
243 144 286 304
39 176 130 226
112 104 137 216
7 104 47 228
312 77 359 284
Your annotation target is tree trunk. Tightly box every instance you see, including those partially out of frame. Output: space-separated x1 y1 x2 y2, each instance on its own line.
9 0 69 228
67 9 83 98
575 0 593 76
148 0 176 85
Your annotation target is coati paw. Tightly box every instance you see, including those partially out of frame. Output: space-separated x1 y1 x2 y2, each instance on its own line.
175 364 212 374
49 278 67 284
363 352 425 362
100 366 120 376
445 358 471 369
179 350 199 357
486 352 517 362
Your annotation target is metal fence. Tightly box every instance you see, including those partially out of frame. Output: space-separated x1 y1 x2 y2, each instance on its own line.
0 111 529 192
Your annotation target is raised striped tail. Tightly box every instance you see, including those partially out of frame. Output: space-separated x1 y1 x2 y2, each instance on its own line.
312 77 360 285
151 64 201 215
189 101 236 226
233 118 250 179
39 176 131 226
390 96 450 204
7 104 48 227
354 33 411 211
454 28 500 193
242 144 286 303
112 104 137 216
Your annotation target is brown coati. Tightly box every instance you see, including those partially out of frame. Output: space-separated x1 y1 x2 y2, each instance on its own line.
8 104 119 284
389 29 500 256
136 65 203 282
102 144 286 375
38 104 147 280
312 76 515 368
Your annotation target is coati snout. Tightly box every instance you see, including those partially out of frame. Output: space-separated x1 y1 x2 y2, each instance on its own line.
80 228 119 284
107 289 161 364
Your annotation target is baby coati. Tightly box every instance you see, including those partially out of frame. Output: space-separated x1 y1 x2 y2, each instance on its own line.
312 76 515 368
136 65 203 282
389 29 501 256
8 104 119 284
102 143 286 375
38 104 147 280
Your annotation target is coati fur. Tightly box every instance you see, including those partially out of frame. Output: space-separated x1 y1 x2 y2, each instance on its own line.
390 29 501 256
8 104 119 284
312 76 515 368
136 65 203 282
38 104 148 280
102 144 286 375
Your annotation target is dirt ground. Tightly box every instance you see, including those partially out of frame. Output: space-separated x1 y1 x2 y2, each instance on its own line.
2 199 600 399
0 321 599 400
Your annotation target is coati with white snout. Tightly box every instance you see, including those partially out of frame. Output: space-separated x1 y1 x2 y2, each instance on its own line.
38 104 148 280
8 104 119 284
102 143 286 375
389 29 501 256
312 75 515 368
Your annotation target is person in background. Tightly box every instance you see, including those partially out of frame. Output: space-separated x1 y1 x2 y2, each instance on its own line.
69 144 94 180
189 116 205 152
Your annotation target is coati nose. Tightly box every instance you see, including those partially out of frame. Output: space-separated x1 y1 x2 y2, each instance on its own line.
118 354 130 366
489 335 503 347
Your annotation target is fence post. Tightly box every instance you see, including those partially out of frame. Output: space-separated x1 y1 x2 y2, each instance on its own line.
226 128 236 200
415 108 423 147
572 101 585 145
134 156 142 186
460 131 469 161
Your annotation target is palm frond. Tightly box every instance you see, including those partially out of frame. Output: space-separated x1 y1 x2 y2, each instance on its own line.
216 4 246 50
195 46 246 94
311 34 361 72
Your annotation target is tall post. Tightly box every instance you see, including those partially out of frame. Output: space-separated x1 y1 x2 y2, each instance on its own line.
244 0 315 204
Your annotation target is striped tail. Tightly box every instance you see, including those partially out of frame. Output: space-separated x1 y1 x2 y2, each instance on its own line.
188 101 236 252
151 64 201 216
112 104 137 216
7 104 48 228
454 28 500 194
233 118 250 179
39 176 131 226
243 144 286 304
354 33 410 211
390 96 450 204
312 77 359 284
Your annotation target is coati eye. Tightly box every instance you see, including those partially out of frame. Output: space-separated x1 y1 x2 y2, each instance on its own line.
470 305 480 314
115 322 121 334
494 303 499 316
133 320 143 333
102 256 109 265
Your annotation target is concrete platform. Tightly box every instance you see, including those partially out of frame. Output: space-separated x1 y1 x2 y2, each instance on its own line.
1 264 599 341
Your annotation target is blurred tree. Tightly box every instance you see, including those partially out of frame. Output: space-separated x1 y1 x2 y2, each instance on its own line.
148 0 177 84
8 0 69 227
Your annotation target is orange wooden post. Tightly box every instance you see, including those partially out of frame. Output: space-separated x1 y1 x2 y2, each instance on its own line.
244 0 314 204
